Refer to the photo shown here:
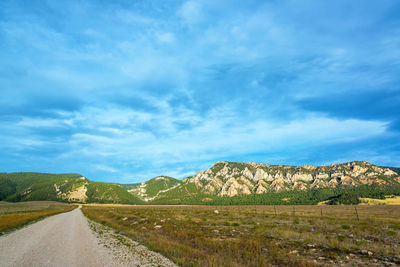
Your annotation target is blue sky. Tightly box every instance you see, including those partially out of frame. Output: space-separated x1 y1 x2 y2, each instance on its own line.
1 0 399 183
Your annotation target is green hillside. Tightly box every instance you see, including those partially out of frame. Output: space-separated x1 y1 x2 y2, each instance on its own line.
203 184 400 205
150 182 400 206
0 172 143 204
0 172 84 202
86 182 143 204
151 183 213 204
128 176 183 201
144 176 182 197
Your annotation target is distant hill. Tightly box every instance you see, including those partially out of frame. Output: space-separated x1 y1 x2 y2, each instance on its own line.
1 161 400 205
0 173 143 204
128 176 182 201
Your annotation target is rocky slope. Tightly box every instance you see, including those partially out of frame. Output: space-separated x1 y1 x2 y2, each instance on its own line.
129 176 182 202
185 161 400 197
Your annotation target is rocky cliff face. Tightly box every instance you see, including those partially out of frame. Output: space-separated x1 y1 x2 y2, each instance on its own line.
186 161 400 197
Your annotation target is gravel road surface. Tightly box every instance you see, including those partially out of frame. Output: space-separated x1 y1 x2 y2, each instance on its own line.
0 206 176 267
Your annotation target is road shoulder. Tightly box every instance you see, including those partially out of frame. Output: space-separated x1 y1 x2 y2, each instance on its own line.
88 219 177 267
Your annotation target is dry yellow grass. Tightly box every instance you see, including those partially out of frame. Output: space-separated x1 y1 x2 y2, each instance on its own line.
82 203 138 207
318 196 400 206
82 203 197 207
0 201 76 234
359 196 400 205
82 205 400 267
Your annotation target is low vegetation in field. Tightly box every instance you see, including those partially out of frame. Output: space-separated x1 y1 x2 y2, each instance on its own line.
0 201 76 234
359 195 400 205
82 205 400 266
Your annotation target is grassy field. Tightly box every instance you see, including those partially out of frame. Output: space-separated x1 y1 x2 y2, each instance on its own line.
359 195 400 205
82 205 400 266
0 201 76 234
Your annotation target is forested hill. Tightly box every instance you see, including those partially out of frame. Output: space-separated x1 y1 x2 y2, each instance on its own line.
0 172 143 204
152 161 400 205
1 161 400 205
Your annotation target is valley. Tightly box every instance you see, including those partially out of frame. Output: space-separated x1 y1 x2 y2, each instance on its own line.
0 160 399 266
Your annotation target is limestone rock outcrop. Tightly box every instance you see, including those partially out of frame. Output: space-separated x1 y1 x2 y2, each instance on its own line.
185 161 399 197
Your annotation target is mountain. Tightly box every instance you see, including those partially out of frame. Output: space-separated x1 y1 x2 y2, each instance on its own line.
128 176 182 201
1 161 400 205
145 161 400 205
184 161 400 197
0 172 143 204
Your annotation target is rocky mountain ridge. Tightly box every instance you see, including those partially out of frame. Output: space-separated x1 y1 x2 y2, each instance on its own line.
185 161 400 197
1 161 399 204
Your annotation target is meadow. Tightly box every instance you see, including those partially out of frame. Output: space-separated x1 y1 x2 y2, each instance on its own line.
82 205 400 266
0 201 76 234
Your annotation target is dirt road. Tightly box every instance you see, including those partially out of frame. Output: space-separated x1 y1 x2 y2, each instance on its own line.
0 206 176 267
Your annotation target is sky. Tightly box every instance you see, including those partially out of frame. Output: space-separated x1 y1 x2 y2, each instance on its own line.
1 0 400 183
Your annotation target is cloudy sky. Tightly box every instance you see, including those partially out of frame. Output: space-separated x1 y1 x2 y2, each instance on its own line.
1 0 399 183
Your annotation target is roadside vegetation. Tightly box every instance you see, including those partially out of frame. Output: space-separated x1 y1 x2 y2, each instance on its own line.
0 201 76 234
82 205 400 266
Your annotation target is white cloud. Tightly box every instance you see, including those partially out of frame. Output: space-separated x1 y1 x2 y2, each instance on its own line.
51 102 388 177
95 164 118 173
179 0 203 24
156 32 175 43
